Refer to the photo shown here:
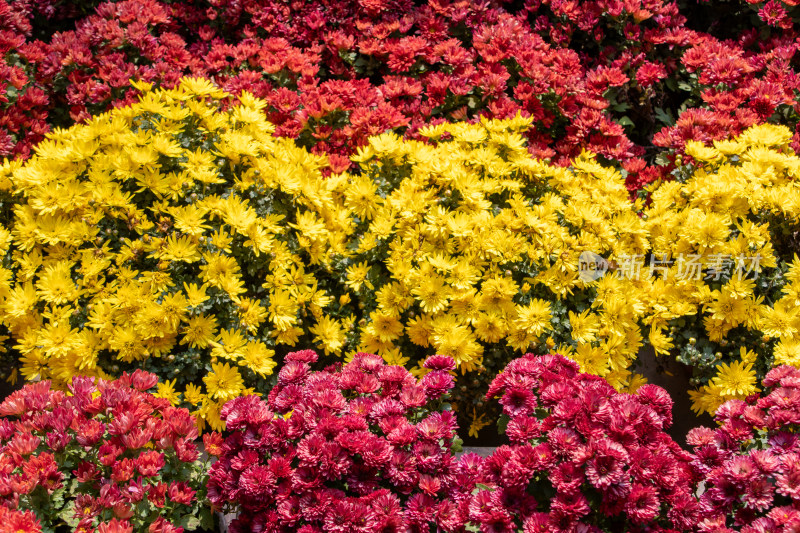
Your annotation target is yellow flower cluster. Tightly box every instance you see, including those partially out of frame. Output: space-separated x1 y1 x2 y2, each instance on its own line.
644 124 800 414
0 78 353 430
344 119 654 407
0 79 662 427
3 78 798 426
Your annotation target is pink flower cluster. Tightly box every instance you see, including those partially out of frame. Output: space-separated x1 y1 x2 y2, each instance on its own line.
471 353 700 532
689 365 800 532
0 370 214 533
207 350 480 532
8 352 800 531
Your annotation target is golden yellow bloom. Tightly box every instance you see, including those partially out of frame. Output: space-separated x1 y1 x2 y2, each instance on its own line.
239 341 277 377
479 276 518 312
406 315 433 347
183 383 205 405
200 253 240 290
37 321 78 359
273 325 303 346
159 291 188 330
706 290 746 327
568 309 599 343
469 408 490 438
711 360 759 398
171 205 211 236
155 379 180 406
380 347 410 366
345 262 373 292
411 273 450 314
309 316 346 355
108 327 147 363
368 311 404 342
760 300 799 339
473 311 507 343
515 299 552 336
375 282 413 316
181 314 218 349
268 289 299 331
19 349 49 382
35 261 79 305
236 297 268 334
345 175 380 221
774 340 800 367
203 362 244 402
571 343 611 377
158 234 201 263
648 327 674 356
210 329 247 361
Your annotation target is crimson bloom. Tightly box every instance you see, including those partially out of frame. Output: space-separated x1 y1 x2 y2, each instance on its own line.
209 350 473 532
471 353 698 531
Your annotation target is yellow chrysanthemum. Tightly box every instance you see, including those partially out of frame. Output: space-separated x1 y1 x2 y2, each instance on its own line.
711 360 759 398
203 362 244 402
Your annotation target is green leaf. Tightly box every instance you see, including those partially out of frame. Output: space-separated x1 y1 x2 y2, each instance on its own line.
199 509 216 531
49 487 66 510
451 435 463 454
497 413 510 435
57 501 80 529
654 152 671 167
654 107 674 126
617 116 634 128
179 515 202 531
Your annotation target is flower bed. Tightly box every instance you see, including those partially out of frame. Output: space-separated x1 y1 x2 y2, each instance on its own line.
644 124 800 414
0 79 655 430
208 350 476 532
0 370 215 532
473 353 700 531
2 0 800 194
1 78 799 431
689 365 800 531
2 352 800 531
2 0 800 529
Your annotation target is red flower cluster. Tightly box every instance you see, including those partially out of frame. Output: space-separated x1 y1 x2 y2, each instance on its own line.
207 350 479 532
1 0 798 192
0 371 214 532
472 353 699 532
689 365 800 532
653 33 800 156
0 505 41 533
0 0 50 159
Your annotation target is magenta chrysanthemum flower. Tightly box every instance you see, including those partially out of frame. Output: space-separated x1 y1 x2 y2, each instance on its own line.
625 484 660 524
470 353 695 531
691 366 800 530
498 386 537 417
423 354 457 372
209 350 467 532
421 371 455 400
